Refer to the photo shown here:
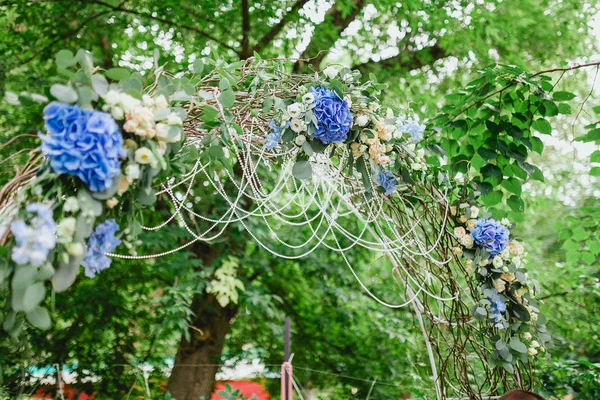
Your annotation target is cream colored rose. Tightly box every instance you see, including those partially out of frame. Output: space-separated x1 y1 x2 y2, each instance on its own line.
454 227 466 238
466 219 477 231
155 94 168 109
461 234 474 249
493 278 506 293
106 198 119 209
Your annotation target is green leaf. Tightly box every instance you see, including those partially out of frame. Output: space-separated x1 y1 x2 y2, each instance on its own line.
56 49 77 69
532 119 552 135
509 338 527 353
193 59 204 74
566 251 580 263
105 67 131 81
571 227 590 241
531 137 544 154
219 78 230 91
302 141 313 156
561 239 579 251
292 160 312 180
581 252 595 265
507 195 524 212
50 84 78 103
558 103 571 114
590 167 600 177
23 283 46 312
26 307 51 330
591 150 600 163
482 190 503 206
552 91 576 101
501 178 522 195
91 74 109 96
481 164 502 178
219 90 235 109
76 86 93 106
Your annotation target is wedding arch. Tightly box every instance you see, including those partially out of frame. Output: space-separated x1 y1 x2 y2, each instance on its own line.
0 50 551 399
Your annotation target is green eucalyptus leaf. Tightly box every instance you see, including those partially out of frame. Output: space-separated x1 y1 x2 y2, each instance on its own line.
26 306 51 330
50 84 78 103
105 67 131 81
91 74 109 96
292 160 312 180
22 282 46 312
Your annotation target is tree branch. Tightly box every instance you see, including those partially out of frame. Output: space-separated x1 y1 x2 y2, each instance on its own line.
294 0 366 72
83 0 240 54
252 0 310 55
353 43 448 74
240 0 251 59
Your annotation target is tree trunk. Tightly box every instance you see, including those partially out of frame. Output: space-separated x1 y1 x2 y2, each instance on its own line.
167 292 238 399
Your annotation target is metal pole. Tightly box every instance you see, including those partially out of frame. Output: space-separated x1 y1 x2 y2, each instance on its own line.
281 316 293 400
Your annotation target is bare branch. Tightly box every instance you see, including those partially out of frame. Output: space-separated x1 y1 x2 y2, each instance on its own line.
84 0 240 54
252 0 310 55
294 0 367 72
353 43 448 74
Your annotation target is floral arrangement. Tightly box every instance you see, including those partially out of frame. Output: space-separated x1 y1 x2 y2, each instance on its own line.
451 204 551 372
0 50 186 330
260 65 427 195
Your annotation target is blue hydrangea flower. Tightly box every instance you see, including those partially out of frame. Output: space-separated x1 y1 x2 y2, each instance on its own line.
470 218 509 256
10 203 56 266
397 115 424 142
310 87 353 145
40 102 125 192
376 170 397 196
264 119 282 150
82 219 121 278
487 289 507 323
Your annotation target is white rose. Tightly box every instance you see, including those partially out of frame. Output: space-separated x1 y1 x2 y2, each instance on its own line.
111 106 124 120
454 227 466 238
295 135 306 146
290 118 307 133
527 347 538 356
56 217 77 243
461 234 474 249
155 94 168 109
521 332 533 341
125 163 141 183
453 247 463 255
302 93 314 104
531 340 540 348
416 149 425 158
470 206 480 218
493 256 503 268
344 96 352 108
287 103 303 119
104 90 120 105
167 113 183 126
466 219 477 231
66 242 84 257
323 66 338 79
356 115 369 127
135 147 156 166
64 197 79 213
142 94 154 107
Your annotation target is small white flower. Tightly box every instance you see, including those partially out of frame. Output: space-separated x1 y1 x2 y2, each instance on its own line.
493 256 503 268
64 197 79 213
135 147 156 166
323 66 338 79
155 123 170 142
155 94 168 109
502 266 509 273
406 143 416 152
342 73 353 83
287 103 303 119
501 217 511 227
416 149 425 158
65 242 84 257
56 217 76 243
167 113 183 125
386 108 394 118
512 256 522 268
104 90 120 105
125 163 141 183
290 118 307 133
494 278 506 293
521 332 533 341
453 247 463 255
295 135 306 146
479 259 489 267
527 347 538 356
531 340 540 348
470 206 480 218
465 259 475 273
156 140 168 155
111 106 124 120
142 94 154 107
344 96 352 108
106 198 119 209
302 93 315 104
120 93 141 113
356 115 369 127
